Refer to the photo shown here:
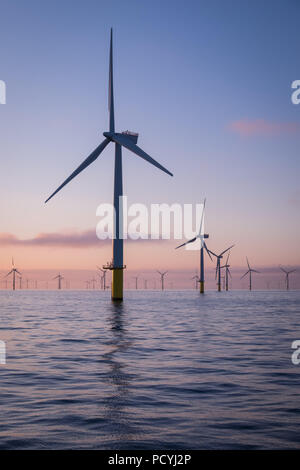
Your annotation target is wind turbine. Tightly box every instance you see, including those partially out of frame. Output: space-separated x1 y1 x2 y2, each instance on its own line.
157 271 168 291
97 266 107 290
45 29 173 301
132 276 139 290
4 258 21 291
240 257 260 291
221 252 232 291
280 266 296 291
191 275 199 290
53 273 64 290
208 245 235 292
176 199 211 293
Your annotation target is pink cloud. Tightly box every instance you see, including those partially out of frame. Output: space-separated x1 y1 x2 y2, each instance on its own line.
0 230 101 247
228 119 300 136
0 230 171 248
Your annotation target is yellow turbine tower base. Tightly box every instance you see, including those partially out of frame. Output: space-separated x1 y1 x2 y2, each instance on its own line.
112 269 124 301
200 281 204 293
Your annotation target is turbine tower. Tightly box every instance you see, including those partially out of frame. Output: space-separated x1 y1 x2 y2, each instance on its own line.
240 257 260 291
53 273 64 290
176 199 211 293
132 276 139 290
208 245 234 292
280 266 296 291
221 252 232 291
4 258 21 291
157 271 168 291
45 29 173 301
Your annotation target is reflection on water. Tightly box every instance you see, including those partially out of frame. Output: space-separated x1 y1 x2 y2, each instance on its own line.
103 302 132 439
0 290 300 449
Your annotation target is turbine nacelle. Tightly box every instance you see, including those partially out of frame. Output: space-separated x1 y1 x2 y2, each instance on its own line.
104 131 139 145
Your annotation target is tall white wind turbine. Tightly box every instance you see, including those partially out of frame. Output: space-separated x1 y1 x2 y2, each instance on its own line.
45 29 173 301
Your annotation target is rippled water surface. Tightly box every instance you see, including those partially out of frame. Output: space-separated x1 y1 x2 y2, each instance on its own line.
0 290 299 449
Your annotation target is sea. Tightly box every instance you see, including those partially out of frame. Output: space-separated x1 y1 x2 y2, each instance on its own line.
0 290 299 450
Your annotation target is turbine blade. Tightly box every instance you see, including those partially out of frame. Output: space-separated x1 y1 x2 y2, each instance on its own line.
220 244 235 256
109 28 115 133
175 237 197 249
16 270 21 275
198 198 206 237
203 242 213 261
5 270 13 277
246 256 251 270
279 267 287 274
111 133 173 177
251 270 260 273
207 248 218 258
215 258 220 279
240 270 249 280
45 139 110 203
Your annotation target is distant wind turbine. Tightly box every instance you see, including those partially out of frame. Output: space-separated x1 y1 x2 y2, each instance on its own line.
131 276 139 290
53 273 64 290
191 275 200 290
97 266 107 290
280 266 296 291
240 257 260 291
45 29 173 301
176 199 212 293
221 252 232 291
157 271 168 291
208 245 235 292
4 258 21 291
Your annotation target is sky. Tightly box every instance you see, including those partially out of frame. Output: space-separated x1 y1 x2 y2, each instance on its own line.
0 0 299 285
